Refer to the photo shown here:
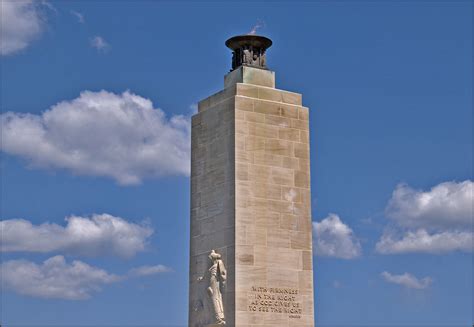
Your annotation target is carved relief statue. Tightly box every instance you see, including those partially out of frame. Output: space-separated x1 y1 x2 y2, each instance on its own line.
243 48 253 65
260 52 266 67
252 51 258 65
197 249 227 325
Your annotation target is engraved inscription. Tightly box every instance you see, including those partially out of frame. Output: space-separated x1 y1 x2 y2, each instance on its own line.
248 286 302 319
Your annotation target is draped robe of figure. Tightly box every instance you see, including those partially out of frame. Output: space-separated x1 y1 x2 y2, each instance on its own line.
206 250 227 324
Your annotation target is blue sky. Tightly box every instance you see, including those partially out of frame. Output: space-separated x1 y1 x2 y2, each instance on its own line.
1 1 472 326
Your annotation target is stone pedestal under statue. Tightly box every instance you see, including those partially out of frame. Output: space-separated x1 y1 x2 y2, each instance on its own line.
189 35 315 327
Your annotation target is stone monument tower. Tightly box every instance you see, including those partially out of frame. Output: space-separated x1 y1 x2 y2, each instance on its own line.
189 35 314 327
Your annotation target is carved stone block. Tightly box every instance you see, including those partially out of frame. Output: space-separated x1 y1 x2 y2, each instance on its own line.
190 65 314 326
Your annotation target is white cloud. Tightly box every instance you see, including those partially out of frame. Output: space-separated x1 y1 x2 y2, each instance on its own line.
313 214 362 259
90 35 109 52
1 214 153 258
0 90 191 185
1 256 172 300
381 271 433 290
128 265 172 277
1 256 121 300
386 181 472 229
376 229 472 254
0 0 45 55
70 10 84 24
376 180 473 254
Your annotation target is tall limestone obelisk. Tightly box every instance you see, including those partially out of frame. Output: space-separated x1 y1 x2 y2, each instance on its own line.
189 35 314 327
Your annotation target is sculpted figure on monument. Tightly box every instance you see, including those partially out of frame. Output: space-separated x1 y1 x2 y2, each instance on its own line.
252 51 259 65
197 249 227 325
243 47 253 65
260 52 266 67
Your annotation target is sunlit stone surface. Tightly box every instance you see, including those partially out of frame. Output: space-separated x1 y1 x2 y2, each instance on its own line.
189 36 314 327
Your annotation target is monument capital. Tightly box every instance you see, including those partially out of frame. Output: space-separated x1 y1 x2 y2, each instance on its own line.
225 35 272 71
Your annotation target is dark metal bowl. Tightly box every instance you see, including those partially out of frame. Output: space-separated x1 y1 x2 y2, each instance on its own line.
225 35 273 51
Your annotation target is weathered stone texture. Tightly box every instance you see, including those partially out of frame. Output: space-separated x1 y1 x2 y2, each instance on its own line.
189 95 236 327
190 67 314 327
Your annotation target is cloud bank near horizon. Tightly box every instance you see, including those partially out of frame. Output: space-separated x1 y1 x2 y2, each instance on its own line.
1 213 153 258
1 256 171 300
